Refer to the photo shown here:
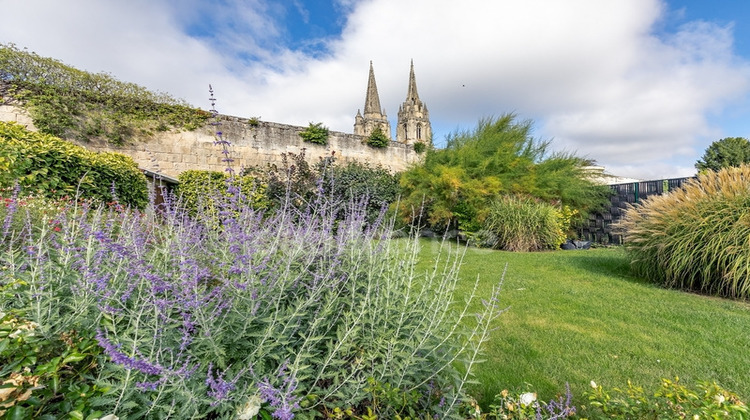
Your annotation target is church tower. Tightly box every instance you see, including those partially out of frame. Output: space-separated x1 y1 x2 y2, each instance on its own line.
396 60 431 145
354 61 392 140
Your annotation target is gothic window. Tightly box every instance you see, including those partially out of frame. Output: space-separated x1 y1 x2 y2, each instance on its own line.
403 123 408 139
417 123 422 140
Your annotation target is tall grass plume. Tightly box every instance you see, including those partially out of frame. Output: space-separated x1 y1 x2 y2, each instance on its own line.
617 164 750 299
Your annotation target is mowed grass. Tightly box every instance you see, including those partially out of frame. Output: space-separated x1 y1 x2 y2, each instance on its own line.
414 239 750 409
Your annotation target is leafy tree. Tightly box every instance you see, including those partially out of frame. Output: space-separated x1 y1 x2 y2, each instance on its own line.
695 137 750 172
366 126 389 148
398 114 609 232
299 122 329 145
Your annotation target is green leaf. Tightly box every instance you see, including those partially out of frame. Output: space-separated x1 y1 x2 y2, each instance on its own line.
63 353 87 364
5 406 28 420
68 410 84 420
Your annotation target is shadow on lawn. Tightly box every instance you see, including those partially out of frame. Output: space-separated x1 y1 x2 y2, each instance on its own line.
565 249 652 286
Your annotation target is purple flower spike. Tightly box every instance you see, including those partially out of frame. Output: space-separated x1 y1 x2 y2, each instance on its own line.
95 330 162 376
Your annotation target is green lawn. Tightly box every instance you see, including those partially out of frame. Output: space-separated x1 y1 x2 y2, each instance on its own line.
415 239 750 409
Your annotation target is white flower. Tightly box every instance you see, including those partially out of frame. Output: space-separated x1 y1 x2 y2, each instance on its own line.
96 415 119 420
715 394 726 404
237 394 262 420
590 380 597 389
519 392 536 407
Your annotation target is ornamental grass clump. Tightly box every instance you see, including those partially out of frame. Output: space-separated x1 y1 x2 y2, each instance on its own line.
617 164 750 299
481 195 568 252
0 180 504 419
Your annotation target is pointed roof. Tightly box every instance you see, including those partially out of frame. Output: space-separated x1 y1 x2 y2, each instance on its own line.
405 59 420 103
363 61 383 116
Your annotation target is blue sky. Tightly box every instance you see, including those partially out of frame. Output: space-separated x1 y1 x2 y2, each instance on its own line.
2 0 749 180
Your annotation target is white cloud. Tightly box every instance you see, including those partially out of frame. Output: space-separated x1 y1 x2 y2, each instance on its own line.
2 0 749 180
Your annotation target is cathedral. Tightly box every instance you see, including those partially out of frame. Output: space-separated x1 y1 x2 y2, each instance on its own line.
354 60 431 146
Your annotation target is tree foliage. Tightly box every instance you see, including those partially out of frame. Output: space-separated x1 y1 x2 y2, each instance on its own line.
695 137 750 172
398 114 610 232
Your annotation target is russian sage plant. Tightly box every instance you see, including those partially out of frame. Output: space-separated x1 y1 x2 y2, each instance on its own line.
1 182 504 419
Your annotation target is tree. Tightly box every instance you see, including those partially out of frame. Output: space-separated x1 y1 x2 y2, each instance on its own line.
695 137 750 172
397 114 610 232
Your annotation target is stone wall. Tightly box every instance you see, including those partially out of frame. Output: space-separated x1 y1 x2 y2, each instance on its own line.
0 105 421 178
0 104 36 130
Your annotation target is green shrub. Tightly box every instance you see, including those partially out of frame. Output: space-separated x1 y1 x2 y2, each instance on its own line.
245 151 323 210
366 126 389 148
175 170 268 217
0 121 148 208
321 161 400 222
582 378 748 419
617 165 750 299
482 195 569 252
299 122 329 145
413 141 426 153
0 311 106 420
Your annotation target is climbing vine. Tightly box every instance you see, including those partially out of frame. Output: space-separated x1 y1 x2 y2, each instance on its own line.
0 43 209 144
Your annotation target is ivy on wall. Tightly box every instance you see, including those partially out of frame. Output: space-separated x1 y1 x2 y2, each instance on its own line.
0 43 209 145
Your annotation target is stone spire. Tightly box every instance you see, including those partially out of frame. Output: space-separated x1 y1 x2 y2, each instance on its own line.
354 61 392 139
397 59 431 145
405 59 420 103
363 61 384 117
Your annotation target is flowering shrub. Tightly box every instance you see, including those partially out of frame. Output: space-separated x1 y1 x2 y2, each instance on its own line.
581 378 748 419
0 179 505 419
483 384 576 419
1 187 73 246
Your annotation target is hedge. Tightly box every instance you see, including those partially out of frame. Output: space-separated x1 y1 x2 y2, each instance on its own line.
0 121 148 208
175 170 268 216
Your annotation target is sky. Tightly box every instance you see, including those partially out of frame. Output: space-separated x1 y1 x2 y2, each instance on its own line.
2 0 750 180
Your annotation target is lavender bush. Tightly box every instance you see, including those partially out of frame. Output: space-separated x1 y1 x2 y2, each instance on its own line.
1 180 505 419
